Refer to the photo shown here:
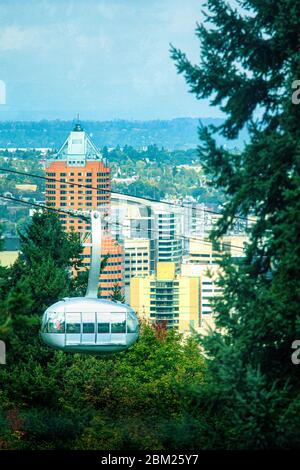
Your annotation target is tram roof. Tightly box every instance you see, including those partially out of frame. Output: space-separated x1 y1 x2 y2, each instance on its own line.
45 297 132 314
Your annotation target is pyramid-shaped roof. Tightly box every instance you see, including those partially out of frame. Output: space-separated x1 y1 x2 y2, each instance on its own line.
54 124 102 164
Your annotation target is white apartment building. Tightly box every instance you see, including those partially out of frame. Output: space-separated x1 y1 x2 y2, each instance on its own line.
152 204 183 272
124 238 150 303
181 263 221 335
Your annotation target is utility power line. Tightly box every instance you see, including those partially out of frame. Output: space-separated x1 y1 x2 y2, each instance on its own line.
0 193 246 253
0 194 89 221
0 166 256 223
108 219 246 253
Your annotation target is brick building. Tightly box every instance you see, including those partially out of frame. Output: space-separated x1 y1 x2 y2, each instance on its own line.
45 123 124 298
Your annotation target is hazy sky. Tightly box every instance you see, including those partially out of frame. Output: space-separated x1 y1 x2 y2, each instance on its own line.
0 0 224 121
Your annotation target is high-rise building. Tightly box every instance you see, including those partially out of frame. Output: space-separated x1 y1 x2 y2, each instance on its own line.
181 234 248 334
188 236 247 265
153 205 182 271
182 202 206 239
188 239 221 265
110 194 156 272
110 196 185 275
45 124 124 299
130 261 201 332
221 235 248 258
181 263 221 335
124 238 150 303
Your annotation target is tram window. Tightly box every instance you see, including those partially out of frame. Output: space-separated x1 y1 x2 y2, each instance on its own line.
83 323 94 334
41 320 47 333
48 320 65 333
98 323 110 334
66 323 81 334
127 313 138 333
111 321 126 334
43 313 65 333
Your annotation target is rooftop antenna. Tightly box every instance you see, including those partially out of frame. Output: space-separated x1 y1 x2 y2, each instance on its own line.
73 113 82 132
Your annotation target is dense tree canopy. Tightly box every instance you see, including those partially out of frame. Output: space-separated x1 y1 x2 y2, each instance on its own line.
0 210 205 450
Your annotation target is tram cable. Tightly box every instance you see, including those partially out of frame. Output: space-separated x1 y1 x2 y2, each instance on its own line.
0 193 246 253
0 166 256 223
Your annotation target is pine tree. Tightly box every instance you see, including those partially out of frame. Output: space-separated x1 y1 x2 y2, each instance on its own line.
171 0 300 448
3 209 82 351
0 227 11 337
110 283 125 303
19 209 81 271
0 265 11 337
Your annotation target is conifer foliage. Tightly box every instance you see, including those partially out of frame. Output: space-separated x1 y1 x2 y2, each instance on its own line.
171 0 300 448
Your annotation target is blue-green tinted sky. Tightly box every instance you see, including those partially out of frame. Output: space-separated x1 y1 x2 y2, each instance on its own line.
0 0 224 121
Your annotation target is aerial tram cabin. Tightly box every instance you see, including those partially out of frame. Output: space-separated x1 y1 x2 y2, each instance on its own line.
40 210 139 354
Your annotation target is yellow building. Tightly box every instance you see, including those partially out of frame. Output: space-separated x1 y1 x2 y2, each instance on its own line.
184 234 248 334
222 235 248 257
0 251 19 267
15 184 37 192
189 235 247 264
130 261 201 333
181 263 221 335
189 239 221 265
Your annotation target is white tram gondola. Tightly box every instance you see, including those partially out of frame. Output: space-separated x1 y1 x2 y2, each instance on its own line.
40 210 139 353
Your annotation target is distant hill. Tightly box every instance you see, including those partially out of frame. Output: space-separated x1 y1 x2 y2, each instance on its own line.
0 118 248 150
